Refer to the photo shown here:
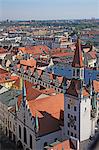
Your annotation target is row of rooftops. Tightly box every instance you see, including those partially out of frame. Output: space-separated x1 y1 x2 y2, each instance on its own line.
4 74 98 137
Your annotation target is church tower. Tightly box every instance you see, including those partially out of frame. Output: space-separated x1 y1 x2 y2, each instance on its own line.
64 38 93 149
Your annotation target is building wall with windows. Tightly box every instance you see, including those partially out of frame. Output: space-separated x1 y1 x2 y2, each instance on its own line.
16 101 36 150
64 94 80 140
36 130 62 150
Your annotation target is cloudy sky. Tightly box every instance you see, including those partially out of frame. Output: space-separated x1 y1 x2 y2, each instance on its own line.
0 0 99 20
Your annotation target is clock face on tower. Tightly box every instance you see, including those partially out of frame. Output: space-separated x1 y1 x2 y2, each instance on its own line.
69 99 75 107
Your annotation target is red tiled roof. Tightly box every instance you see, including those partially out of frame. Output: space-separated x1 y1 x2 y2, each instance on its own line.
0 75 18 84
66 79 90 97
87 51 96 59
72 38 83 68
12 77 20 88
83 88 90 97
20 58 36 67
17 81 42 108
52 52 74 57
19 45 49 55
41 88 55 95
47 140 71 150
28 93 64 136
0 47 7 54
0 68 9 74
93 80 99 93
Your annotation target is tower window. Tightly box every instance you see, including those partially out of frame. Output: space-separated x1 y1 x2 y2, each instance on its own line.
74 125 76 130
68 122 70 128
77 69 80 76
68 104 70 109
68 130 69 135
74 116 76 121
71 132 73 136
75 134 77 138
68 113 70 118
74 106 77 111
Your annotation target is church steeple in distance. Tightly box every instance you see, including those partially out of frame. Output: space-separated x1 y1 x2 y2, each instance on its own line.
22 79 26 107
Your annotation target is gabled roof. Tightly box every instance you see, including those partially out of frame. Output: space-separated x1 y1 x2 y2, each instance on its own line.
18 45 49 55
87 51 96 60
0 68 9 74
72 38 83 68
28 93 64 136
17 81 42 108
20 58 36 67
0 75 18 84
66 79 89 97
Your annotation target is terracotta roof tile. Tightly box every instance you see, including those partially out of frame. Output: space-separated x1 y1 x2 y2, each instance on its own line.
41 88 55 95
17 81 42 108
28 93 64 136
0 75 18 84
93 80 99 93
19 45 49 55
66 79 83 97
46 140 71 150
20 58 36 67
83 88 90 97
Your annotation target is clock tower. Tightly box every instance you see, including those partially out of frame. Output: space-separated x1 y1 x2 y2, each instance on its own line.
64 38 93 149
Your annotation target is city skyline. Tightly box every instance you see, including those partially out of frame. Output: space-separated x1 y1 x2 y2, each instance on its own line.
0 0 99 20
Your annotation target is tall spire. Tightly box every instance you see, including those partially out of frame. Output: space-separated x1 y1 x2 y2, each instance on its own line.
35 112 39 133
22 79 26 107
72 37 83 68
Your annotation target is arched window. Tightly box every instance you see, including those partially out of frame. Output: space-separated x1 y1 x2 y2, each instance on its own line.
19 125 21 139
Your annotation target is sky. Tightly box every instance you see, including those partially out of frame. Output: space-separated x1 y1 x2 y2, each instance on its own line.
0 0 99 20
